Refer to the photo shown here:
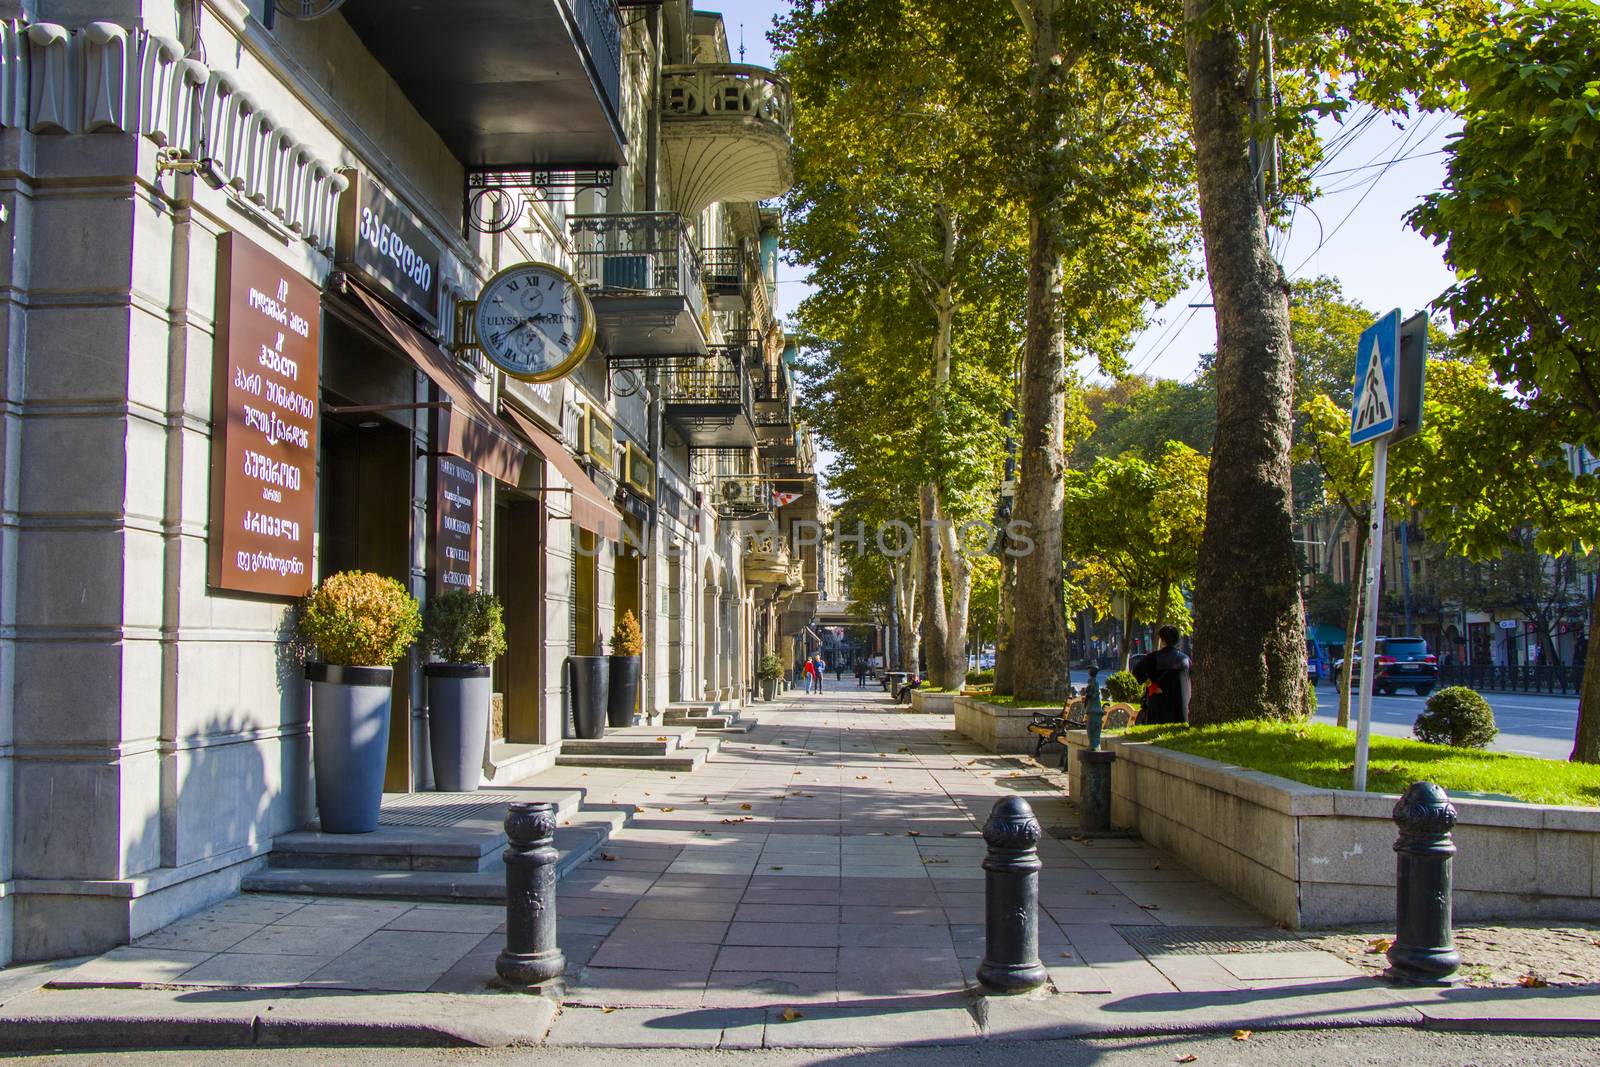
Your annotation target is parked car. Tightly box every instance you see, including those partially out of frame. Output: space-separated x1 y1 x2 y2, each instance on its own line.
1334 636 1438 696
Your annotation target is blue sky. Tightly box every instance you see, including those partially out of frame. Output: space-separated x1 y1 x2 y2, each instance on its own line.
716 0 1460 501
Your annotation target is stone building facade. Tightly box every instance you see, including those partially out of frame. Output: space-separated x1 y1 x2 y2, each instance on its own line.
0 0 818 964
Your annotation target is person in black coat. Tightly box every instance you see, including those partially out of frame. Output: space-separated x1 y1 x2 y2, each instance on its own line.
1131 625 1191 725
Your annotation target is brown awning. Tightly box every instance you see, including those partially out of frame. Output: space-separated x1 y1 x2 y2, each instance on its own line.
350 286 529 485
502 403 625 543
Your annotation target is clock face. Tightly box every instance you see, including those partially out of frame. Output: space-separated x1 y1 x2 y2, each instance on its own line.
473 262 595 382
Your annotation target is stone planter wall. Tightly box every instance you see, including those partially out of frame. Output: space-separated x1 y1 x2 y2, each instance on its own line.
1062 732 1600 928
954 696 1049 754
909 690 956 714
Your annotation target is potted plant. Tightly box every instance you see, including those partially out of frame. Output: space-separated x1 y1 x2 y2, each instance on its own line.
421 589 507 793
607 610 644 728
568 633 609 740
756 652 783 702
299 571 421 833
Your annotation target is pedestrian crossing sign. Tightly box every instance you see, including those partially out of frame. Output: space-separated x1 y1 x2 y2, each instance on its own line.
1350 308 1401 445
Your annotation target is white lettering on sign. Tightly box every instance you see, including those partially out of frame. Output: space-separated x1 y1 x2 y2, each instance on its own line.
247 285 312 338
243 448 302 490
242 510 301 543
234 548 306 577
359 205 433 292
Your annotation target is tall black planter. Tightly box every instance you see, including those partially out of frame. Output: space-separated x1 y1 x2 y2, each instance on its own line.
425 663 491 793
568 656 609 739
307 663 393 834
608 655 642 727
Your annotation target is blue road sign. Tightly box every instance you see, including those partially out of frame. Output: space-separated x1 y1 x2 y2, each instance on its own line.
1351 308 1401 445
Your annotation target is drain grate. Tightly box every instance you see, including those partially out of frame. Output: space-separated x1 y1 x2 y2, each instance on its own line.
1113 925 1311 957
378 793 528 829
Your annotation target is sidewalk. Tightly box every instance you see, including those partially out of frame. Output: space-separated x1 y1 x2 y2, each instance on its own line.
3 688 1599 1050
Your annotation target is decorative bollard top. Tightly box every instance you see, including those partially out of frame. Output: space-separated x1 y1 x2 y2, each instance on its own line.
1392 781 1457 843
505 801 558 847
983 796 1042 852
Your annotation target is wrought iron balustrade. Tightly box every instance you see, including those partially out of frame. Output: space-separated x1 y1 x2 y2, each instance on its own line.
568 0 622 121
662 364 752 409
568 212 707 323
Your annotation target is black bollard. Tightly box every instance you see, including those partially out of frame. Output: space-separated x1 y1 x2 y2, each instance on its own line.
1079 750 1115 834
1385 781 1461 985
977 796 1049 994
496 801 566 988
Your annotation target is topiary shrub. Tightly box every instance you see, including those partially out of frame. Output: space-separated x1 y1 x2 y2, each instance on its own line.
422 589 506 665
1106 670 1143 704
756 652 784 682
1413 686 1498 749
967 668 995 685
300 571 421 667
611 609 644 657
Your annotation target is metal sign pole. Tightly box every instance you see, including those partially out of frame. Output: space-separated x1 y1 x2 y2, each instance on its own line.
1354 436 1389 792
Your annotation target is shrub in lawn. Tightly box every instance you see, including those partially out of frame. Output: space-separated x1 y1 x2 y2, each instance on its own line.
967 668 995 685
1413 686 1498 749
1106 670 1143 704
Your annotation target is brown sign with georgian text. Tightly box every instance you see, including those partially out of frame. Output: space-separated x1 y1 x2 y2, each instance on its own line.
208 232 321 597
434 456 479 593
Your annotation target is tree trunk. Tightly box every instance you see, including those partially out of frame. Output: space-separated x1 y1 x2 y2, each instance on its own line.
894 557 922 674
1337 520 1368 730
1120 598 1135 672
1571 590 1600 762
1010 3 1072 701
1182 0 1307 725
1155 581 1172 629
918 484 950 686
939 507 972 690
994 548 1017 695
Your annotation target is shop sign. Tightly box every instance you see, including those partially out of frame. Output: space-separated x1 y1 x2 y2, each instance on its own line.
504 377 566 432
434 456 479 592
208 232 320 598
337 170 443 326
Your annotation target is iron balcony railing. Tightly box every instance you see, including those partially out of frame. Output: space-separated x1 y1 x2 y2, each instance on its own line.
662 63 794 138
663 362 754 411
702 246 751 300
568 0 623 124
754 368 790 403
568 212 707 322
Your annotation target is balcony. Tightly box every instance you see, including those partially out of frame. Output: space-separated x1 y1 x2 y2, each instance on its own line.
713 474 772 521
662 358 757 448
340 0 624 166
661 64 795 217
702 246 756 311
744 538 792 587
570 213 709 357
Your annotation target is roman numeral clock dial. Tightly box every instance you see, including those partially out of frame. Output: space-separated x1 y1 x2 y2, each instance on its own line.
472 262 596 382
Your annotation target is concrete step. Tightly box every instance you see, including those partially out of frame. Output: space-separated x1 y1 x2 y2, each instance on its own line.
242 810 628 900
665 701 720 717
663 713 734 728
687 718 756 735
264 787 585 873
559 737 679 756
553 748 709 772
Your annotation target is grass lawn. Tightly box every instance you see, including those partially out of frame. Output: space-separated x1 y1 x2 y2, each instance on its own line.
1118 720 1600 808
968 694 1063 709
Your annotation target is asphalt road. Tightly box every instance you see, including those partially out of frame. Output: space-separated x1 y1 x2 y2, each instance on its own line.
1311 682 1580 760
10 1030 1600 1067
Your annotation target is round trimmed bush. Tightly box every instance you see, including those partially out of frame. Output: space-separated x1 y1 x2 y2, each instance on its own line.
1413 686 1498 749
422 589 506 665
300 570 421 667
1106 670 1143 704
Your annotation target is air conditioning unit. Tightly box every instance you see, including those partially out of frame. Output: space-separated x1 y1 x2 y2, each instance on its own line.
721 479 746 503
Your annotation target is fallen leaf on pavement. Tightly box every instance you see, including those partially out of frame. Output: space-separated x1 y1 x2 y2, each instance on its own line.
1176 1056 1197 1064
1232 1029 1251 1041
600 854 618 861
906 830 920 837
781 1008 804 1022
633 806 646 814
1366 938 1393 954
1060 951 1073 958
740 804 753 811
1139 904 1160 910
602 1007 616 1014
770 866 785 871
660 807 675 812
1518 973 1550 988
1086 890 1099 896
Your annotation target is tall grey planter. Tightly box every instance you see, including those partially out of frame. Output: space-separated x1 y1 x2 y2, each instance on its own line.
308 663 393 834
425 663 492 793
568 656 609 739
607 655 642 727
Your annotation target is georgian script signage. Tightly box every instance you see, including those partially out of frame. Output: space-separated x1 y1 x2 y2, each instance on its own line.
336 170 443 326
434 456 479 592
208 232 320 597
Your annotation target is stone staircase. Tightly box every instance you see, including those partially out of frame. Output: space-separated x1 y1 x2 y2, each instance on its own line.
553 724 720 772
241 785 628 900
662 701 757 735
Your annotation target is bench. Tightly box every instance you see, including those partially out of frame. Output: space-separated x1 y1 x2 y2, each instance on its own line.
1027 700 1141 768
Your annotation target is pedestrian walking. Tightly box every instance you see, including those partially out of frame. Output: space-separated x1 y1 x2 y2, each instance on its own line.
1131 625 1191 725
855 660 867 687
802 657 815 694
813 653 827 693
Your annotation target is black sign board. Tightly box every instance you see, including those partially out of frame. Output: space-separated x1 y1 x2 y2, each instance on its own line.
434 456 479 592
337 170 443 326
